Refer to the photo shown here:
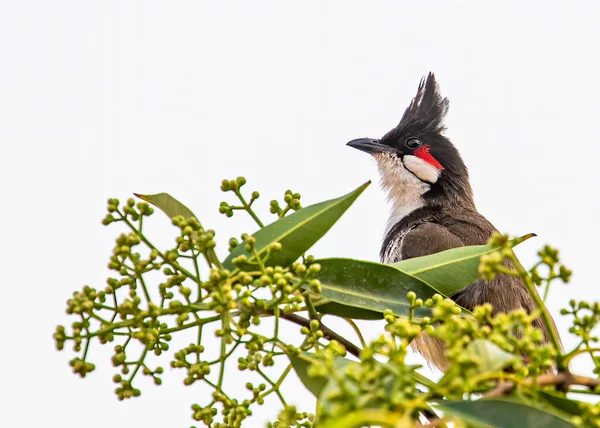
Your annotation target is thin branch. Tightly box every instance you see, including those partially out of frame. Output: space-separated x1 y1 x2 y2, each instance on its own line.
484 371 600 398
508 253 565 364
235 189 264 228
344 318 367 349
562 347 600 366
277 312 362 358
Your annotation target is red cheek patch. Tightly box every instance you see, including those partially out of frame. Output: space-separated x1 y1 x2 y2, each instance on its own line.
414 145 444 170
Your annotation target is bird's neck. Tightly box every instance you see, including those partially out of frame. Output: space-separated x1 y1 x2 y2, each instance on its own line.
380 174 475 236
378 162 431 236
375 152 475 234
384 187 427 236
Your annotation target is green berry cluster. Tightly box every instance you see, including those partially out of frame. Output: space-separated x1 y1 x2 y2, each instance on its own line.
269 190 302 218
171 344 210 385
55 188 328 427
561 299 600 376
529 244 572 300
219 177 263 227
268 405 313 428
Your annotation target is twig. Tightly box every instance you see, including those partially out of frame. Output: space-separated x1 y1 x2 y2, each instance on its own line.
563 347 600 366
344 318 367 349
484 371 600 398
278 312 362 358
508 253 564 363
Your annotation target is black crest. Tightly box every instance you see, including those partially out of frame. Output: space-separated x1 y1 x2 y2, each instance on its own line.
383 72 450 139
378 73 475 208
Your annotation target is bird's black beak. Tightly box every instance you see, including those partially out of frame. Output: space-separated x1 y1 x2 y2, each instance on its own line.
346 138 390 155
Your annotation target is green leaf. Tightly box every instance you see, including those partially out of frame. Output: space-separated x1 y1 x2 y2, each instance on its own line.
393 234 535 296
411 370 437 390
133 192 220 266
318 409 407 428
289 355 325 397
313 301 384 320
289 353 352 398
313 258 438 318
465 339 515 375
314 236 534 320
436 398 577 428
223 181 370 271
134 192 196 220
539 391 584 416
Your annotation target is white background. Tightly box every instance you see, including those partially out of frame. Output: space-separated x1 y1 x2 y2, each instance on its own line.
1 1 599 427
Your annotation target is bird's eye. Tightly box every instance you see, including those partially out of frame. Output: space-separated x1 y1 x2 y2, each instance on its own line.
405 138 422 149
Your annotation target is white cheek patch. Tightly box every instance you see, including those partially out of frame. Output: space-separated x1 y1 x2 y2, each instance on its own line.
402 155 442 184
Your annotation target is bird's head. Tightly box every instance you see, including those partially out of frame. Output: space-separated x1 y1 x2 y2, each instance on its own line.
347 73 474 209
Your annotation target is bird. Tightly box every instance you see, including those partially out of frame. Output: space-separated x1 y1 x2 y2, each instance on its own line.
346 72 560 371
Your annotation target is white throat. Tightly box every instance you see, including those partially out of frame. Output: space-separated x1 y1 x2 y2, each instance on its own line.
374 152 441 236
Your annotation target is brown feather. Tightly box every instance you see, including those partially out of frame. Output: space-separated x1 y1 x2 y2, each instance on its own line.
382 205 562 371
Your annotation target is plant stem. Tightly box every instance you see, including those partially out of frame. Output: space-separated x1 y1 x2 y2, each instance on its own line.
191 248 203 298
129 345 149 382
344 318 367 349
161 315 220 334
235 190 264 228
217 332 227 391
484 371 600 397
207 341 241 365
562 347 600 366
305 294 319 319
137 272 152 304
88 312 110 325
258 364 292 406
508 252 564 366
265 279 307 310
279 206 291 218
271 306 280 352
119 212 199 281
252 247 266 273
568 388 600 395
196 324 204 364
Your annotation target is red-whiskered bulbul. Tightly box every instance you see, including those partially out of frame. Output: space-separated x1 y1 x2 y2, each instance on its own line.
347 73 560 371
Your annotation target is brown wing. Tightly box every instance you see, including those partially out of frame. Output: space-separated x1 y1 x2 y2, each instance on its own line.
400 222 464 260
400 221 562 371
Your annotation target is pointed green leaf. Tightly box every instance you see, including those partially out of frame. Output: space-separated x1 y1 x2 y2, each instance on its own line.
318 409 407 428
289 355 326 397
289 353 352 398
313 258 438 318
465 339 515 375
436 398 577 428
134 192 196 220
539 391 584 416
393 234 535 295
314 301 384 320
133 192 220 266
223 182 370 271
411 369 437 390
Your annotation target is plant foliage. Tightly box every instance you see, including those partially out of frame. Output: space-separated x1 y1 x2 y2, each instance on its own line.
54 178 600 427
